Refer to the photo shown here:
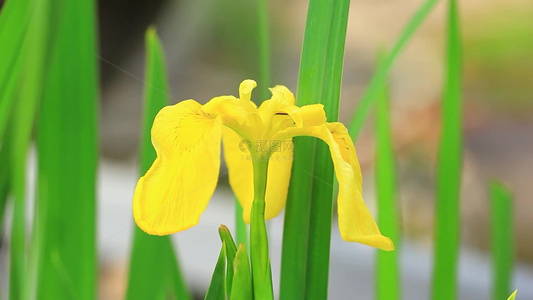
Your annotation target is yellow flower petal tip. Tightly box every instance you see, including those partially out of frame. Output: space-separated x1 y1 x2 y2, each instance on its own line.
507 290 517 300
239 79 257 101
133 79 391 250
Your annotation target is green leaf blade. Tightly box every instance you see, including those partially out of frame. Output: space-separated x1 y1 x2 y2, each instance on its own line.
205 243 227 300
490 182 514 300
33 0 99 298
230 244 253 300
431 0 463 299
375 52 401 300
126 28 191 300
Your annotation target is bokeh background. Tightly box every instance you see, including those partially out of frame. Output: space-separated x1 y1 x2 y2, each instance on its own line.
1 0 532 298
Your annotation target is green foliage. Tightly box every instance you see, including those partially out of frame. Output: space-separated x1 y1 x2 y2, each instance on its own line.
219 225 238 298
230 244 253 300
490 182 514 300
375 53 401 300
431 0 462 298
33 0 99 298
125 28 190 300
305 0 350 299
205 243 227 300
280 0 333 297
0 0 29 141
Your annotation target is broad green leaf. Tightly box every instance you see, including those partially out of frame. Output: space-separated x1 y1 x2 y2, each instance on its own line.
280 0 334 297
431 0 462 299
126 27 191 300
305 0 350 298
219 225 238 298
230 244 253 300
490 182 514 300
33 0 99 298
375 51 401 300
205 243 227 300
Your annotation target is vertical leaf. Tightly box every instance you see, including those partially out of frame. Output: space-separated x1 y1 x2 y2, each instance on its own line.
280 0 333 298
126 28 191 300
0 0 30 140
431 0 462 298
375 53 401 300
348 0 440 140
490 182 514 300
219 225 238 298
205 243 227 300
34 0 99 298
11 0 51 298
305 0 350 299
230 244 253 300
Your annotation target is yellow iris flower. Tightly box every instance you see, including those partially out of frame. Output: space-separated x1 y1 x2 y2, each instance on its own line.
133 79 394 251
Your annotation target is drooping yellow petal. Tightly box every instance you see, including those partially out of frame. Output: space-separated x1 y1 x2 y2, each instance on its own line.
222 127 293 223
133 100 222 235
277 123 394 251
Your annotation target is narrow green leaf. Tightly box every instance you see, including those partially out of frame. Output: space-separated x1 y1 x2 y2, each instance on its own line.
490 182 514 300
0 0 30 140
431 0 462 299
230 244 253 300
219 225 238 298
305 0 350 298
10 0 51 298
205 243 227 300
375 51 401 300
33 0 99 298
348 0 440 140
126 28 191 300
280 0 334 298
0 121 12 231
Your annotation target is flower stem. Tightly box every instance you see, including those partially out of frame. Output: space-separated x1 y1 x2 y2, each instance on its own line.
250 155 273 300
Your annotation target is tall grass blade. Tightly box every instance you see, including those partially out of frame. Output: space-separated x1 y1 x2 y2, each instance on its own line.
375 52 401 300
205 243 227 300
280 0 334 298
230 244 253 300
490 182 514 300
305 0 350 298
10 0 51 297
126 28 191 300
219 225 238 298
348 0 440 141
431 0 462 298
0 137 10 227
33 0 99 298
0 0 30 140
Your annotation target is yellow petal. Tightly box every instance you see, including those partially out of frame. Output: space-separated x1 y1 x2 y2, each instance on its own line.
279 104 327 128
507 290 517 300
239 79 258 105
278 123 394 251
133 100 222 235
222 127 293 223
